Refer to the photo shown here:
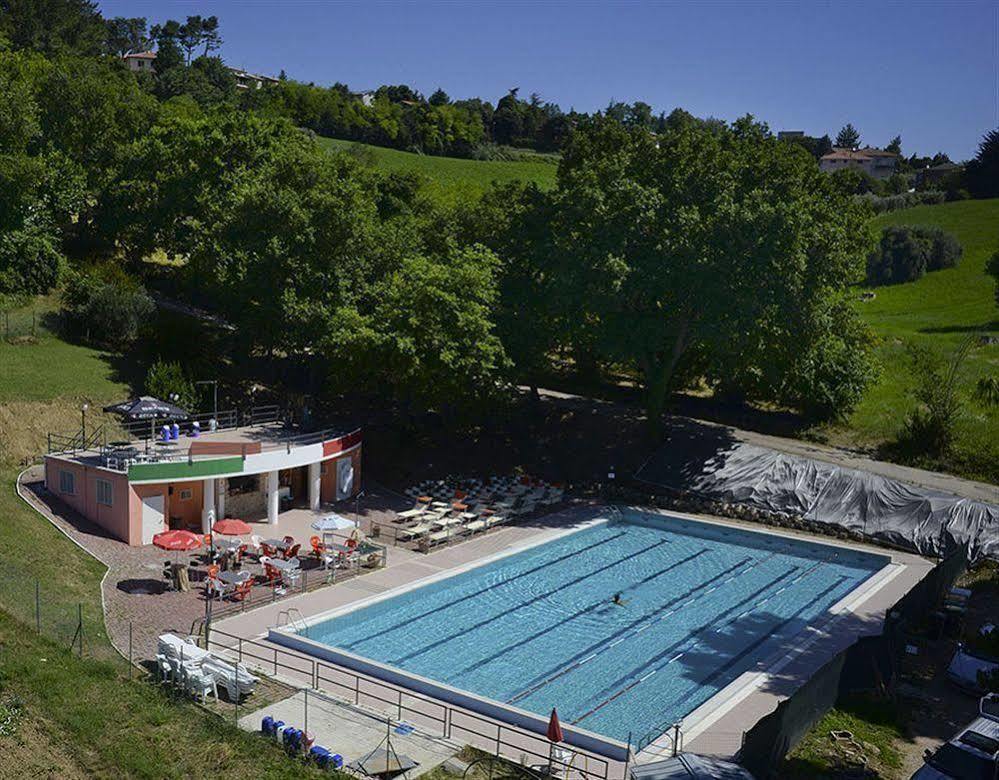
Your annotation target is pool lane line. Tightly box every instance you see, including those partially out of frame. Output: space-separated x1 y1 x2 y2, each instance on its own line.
578 556 827 702
341 529 630 651
506 553 764 705
569 561 813 707
387 537 675 665
696 574 853 688
571 572 849 728
450 547 711 680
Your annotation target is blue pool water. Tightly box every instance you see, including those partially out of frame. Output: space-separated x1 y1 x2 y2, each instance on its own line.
305 510 887 744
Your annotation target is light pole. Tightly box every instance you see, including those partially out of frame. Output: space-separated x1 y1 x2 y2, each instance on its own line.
80 402 89 440
354 490 365 531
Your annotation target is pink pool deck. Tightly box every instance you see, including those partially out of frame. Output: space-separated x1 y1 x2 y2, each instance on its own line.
212 505 932 761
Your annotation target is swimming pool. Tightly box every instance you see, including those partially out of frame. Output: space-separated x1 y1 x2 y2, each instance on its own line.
291 509 889 746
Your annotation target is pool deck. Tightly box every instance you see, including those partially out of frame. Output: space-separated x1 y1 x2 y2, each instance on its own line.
213 503 934 763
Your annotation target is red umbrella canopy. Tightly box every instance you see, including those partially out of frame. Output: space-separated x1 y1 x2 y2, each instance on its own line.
546 708 563 743
212 518 252 536
152 530 203 551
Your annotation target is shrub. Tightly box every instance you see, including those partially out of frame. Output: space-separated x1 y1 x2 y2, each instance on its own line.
857 190 946 214
145 359 198 411
866 224 962 286
62 264 154 350
0 226 63 295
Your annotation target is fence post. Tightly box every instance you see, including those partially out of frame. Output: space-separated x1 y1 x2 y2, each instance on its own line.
398 689 403 720
274 647 278 675
35 580 40 632
77 603 83 657
128 622 133 679
304 688 309 737
622 732 632 780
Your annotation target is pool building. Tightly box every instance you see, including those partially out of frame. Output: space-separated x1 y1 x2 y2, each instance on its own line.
43 417 362 546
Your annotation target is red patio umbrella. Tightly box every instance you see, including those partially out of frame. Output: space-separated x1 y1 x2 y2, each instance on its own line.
212 518 252 536
152 529 203 551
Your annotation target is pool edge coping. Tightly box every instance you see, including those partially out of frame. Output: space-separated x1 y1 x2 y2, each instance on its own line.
263 503 914 760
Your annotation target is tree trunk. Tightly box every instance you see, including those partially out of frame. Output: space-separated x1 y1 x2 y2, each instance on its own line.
642 319 690 437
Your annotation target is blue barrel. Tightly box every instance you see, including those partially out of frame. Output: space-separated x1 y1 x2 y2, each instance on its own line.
261 715 274 735
330 754 344 768
310 746 330 767
273 721 285 742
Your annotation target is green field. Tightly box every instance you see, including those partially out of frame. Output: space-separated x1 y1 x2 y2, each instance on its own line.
829 199 999 481
318 137 557 203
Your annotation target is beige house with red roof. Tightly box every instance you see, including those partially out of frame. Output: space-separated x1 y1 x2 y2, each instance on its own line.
819 147 899 179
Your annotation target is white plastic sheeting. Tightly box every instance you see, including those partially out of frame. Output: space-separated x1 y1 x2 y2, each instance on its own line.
636 429 999 563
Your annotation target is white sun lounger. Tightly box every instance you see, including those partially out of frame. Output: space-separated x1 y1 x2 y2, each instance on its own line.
397 508 425 520
398 522 431 540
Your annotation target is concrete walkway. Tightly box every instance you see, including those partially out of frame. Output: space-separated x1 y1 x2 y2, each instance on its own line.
240 689 460 778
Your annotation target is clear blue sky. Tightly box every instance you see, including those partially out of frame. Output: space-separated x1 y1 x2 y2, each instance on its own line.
99 0 997 160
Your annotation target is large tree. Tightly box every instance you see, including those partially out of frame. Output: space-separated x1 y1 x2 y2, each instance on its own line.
544 116 874 428
966 128 999 199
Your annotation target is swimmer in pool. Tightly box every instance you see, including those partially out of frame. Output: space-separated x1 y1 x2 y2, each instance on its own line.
612 592 626 606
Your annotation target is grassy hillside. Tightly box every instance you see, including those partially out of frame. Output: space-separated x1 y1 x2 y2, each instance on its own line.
829 199 999 482
317 137 557 204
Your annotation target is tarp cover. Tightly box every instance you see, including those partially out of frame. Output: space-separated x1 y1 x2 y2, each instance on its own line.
636 422 999 563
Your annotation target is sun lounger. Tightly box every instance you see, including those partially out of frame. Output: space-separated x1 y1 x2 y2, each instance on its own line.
396 508 425 521
398 522 431 540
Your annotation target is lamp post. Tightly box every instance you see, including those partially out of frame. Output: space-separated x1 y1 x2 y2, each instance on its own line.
80 402 89 440
354 489 365 533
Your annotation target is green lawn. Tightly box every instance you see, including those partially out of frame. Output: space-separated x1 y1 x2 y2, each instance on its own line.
318 137 557 204
782 697 907 779
826 199 999 483
0 295 126 404
0 298 324 776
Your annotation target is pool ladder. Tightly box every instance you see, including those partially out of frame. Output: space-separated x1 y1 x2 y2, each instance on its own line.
276 608 308 636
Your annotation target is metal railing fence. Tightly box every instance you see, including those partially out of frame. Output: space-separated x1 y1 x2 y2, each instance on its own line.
204 629 617 780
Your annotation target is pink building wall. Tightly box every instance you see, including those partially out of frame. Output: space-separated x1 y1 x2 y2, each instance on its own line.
45 458 133 543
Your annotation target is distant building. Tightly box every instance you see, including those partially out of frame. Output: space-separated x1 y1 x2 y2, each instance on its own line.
229 67 279 90
122 51 156 73
915 162 963 187
120 51 278 90
777 130 805 140
351 90 375 107
819 147 899 179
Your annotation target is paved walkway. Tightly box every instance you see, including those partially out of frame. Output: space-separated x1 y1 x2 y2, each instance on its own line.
240 689 460 778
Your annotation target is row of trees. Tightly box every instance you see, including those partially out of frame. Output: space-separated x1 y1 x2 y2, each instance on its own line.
0 43 879 431
1 0 884 432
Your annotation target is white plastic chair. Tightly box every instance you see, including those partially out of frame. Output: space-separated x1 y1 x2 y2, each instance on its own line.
156 653 172 683
186 669 217 703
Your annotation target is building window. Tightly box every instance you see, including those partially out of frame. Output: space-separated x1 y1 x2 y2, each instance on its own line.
96 479 113 506
59 470 75 495
179 488 193 501
320 462 327 475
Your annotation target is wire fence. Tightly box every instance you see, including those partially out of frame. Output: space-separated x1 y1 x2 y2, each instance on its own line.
0 306 43 342
0 562 132 670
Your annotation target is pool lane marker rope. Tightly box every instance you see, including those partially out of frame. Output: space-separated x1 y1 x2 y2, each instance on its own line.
388 538 675 665
582 556 827 701
342 530 629 651
450 547 710 680
571 561 839 727
506 553 769 705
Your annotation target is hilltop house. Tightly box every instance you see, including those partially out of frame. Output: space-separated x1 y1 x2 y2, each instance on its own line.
121 51 278 90
819 147 899 179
